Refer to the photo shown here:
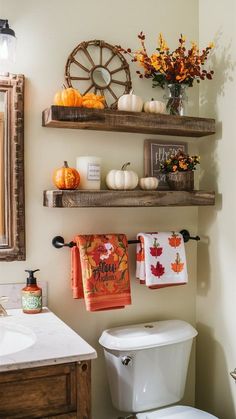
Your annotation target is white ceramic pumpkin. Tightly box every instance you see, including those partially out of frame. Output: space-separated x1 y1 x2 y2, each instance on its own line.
139 176 159 190
144 99 166 114
106 162 139 190
118 91 143 112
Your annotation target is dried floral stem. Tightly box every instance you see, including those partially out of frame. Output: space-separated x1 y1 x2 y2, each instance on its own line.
117 32 214 88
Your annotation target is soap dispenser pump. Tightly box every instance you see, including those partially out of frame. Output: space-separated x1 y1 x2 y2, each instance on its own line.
22 269 42 314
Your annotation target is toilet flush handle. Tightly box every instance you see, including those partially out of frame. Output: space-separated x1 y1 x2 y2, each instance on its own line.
230 368 236 381
121 355 132 366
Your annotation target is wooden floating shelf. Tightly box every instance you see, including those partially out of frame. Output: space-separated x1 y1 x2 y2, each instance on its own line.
42 106 215 138
43 189 215 208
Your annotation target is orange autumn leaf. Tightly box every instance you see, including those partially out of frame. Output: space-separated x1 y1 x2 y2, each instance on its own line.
118 260 128 272
104 280 119 293
87 255 97 268
171 262 184 273
94 281 107 294
171 252 184 273
168 232 182 248
137 248 145 262
114 245 125 257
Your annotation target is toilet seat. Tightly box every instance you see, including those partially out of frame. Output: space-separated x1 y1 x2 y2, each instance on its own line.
136 405 219 419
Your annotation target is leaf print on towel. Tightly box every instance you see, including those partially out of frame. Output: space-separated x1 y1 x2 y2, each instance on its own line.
171 253 184 273
136 236 145 262
150 238 163 257
168 232 182 248
84 236 118 267
85 275 97 295
82 239 107 266
151 261 165 278
137 248 145 261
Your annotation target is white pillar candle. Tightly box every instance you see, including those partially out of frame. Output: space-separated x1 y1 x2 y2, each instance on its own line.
76 156 101 190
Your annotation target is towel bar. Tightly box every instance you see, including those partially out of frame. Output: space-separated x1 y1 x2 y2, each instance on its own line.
52 230 200 249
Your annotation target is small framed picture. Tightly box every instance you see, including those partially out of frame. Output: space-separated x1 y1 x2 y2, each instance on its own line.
144 139 188 189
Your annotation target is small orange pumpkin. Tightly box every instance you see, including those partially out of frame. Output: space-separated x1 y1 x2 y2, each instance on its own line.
53 161 80 190
54 87 82 107
82 93 105 109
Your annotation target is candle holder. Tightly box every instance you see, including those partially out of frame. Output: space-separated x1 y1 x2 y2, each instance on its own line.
76 156 101 190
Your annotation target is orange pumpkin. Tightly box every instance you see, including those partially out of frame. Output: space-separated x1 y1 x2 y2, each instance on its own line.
82 93 105 109
171 253 184 273
53 161 80 190
54 87 82 107
82 93 105 102
83 100 105 109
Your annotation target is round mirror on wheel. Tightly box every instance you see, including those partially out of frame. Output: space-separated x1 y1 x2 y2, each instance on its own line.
91 66 111 88
65 40 132 108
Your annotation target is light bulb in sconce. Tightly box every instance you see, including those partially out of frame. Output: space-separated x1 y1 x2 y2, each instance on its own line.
0 19 16 68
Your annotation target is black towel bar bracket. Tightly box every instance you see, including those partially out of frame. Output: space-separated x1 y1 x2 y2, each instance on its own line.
52 230 200 249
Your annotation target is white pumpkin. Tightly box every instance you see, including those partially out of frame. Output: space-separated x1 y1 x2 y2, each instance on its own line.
139 176 159 190
106 162 139 190
144 99 166 114
118 91 143 112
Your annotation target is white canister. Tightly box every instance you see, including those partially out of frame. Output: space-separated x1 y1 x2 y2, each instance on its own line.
76 156 101 190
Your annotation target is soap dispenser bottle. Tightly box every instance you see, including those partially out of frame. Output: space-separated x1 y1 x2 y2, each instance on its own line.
22 269 42 314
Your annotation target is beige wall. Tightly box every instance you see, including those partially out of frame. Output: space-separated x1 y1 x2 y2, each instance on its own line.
0 1 199 418
197 1 236 418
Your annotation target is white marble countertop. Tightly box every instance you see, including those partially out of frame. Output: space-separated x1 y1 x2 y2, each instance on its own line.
0 308 97 372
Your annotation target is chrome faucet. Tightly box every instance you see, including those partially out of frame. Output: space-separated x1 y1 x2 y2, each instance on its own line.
0 296 8 316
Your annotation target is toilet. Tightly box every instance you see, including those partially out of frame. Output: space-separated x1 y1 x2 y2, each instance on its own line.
99 320 218 419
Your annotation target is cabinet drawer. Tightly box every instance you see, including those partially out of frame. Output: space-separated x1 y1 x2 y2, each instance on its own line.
0 363 76 418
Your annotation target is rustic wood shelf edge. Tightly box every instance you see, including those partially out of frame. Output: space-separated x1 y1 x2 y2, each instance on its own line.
43 189 215 208
42 106 215 137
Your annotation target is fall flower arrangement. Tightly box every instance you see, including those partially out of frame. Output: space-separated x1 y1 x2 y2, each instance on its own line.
118 32 214 88
160 150 200 173
118 33 214 115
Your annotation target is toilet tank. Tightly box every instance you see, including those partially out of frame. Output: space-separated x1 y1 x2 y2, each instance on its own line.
99 320 197 413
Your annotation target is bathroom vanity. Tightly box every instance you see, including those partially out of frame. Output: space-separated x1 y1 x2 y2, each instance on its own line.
0 308 97 418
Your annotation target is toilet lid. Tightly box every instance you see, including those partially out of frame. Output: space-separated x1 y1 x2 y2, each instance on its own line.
136 405 219 419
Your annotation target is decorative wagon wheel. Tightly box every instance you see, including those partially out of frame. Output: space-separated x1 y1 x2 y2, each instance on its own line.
65 40 132 108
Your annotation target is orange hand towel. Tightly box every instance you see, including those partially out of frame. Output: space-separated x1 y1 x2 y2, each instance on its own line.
71 245 84 299
71 234 131 311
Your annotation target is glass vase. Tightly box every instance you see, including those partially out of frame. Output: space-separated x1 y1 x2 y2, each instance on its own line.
164 83 188 116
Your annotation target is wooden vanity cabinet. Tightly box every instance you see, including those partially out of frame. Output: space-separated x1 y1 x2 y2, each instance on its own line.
0 360 91 419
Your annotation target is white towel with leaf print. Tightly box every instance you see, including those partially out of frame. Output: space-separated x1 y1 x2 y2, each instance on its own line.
136 232 188 288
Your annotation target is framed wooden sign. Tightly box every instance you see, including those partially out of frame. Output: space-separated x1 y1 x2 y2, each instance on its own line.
144 139 188 190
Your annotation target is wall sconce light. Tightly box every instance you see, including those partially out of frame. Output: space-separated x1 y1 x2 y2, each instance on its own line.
0 19 16 63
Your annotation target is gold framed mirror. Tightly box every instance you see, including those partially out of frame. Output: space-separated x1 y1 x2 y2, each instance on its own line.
0 73 25 261
65 40 132 108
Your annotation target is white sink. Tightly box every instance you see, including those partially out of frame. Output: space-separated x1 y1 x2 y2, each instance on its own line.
0 321 36 356
0 308 96 372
